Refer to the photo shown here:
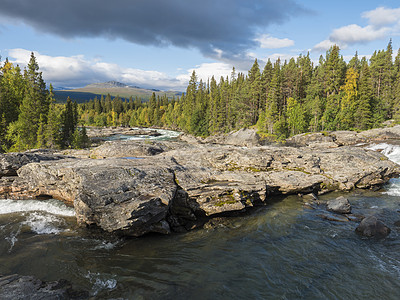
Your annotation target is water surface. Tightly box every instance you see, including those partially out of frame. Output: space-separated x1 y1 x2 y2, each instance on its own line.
1 143 400 299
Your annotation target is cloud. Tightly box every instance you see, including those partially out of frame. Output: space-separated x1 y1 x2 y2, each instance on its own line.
362 7 400 27
176 62 237 85
0 0 307 61
8 48 187 90
265 53 297 63
330 24 389 44
312 6 400 53
255 34 295 49
312 39 338 52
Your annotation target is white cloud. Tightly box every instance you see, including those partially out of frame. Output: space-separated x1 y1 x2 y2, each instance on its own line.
265 53 297 63
255 34 294 49
312 6 400 54
330 24 389 44
176 62 236 85
362 7 400 27
312 39 338 52
8 48 188 90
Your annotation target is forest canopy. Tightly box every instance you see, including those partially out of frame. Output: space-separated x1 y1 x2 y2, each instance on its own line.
0 52 89 152
79 41 400 140
1 41 400 153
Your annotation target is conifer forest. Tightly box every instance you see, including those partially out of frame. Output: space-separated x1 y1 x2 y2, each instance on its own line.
0 53 89 152
1 42 400 152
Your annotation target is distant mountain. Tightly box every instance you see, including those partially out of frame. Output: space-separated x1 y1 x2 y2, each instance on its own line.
85 81 140 89
53 81 182 103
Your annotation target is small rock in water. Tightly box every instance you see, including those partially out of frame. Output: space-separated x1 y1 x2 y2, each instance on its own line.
327 196 351 214
355 216 391 238
300 192 319 202
318 213 349 222
345 214 364 222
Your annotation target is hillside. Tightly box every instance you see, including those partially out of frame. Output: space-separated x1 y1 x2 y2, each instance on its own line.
54 81 182 103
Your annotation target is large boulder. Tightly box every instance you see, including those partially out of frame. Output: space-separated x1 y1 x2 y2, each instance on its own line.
355 216 391 238
90 140 166 158
0 274 88 300
11 157 198 236
326 196 351 214
183 128 262 147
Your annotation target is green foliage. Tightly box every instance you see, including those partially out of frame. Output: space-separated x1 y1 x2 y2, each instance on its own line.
72 126 90 149
3 43 399 149
0 53 87 152
74 42 400 141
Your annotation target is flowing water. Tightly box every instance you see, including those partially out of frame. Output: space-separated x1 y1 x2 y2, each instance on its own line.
105 128 181 142
1 142 400 299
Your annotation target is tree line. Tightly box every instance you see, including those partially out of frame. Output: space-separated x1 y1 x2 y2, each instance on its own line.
0 53 89 152
2 42 399 152
79 41 400 140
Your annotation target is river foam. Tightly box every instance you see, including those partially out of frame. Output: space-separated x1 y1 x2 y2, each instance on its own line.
0 199 75 217
368 143 400 196
367 143 400 164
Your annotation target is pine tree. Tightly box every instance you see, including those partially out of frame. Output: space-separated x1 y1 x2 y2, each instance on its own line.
14 52 49 149
61 97 77 148
286 97 306 136
338 67 359 129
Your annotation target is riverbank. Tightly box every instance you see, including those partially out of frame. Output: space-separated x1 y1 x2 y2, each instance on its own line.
2 126 400 298
1 126 400 237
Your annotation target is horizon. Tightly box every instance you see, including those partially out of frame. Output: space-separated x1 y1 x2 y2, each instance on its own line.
1 0 400 91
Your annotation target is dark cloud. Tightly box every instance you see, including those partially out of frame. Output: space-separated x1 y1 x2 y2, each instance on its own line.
0 0 307 60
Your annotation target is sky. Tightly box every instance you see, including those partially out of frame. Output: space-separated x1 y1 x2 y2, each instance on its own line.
1 0 400 91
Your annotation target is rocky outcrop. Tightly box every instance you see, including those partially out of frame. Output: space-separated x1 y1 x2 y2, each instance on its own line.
4 157 199 236
326 196 351 214
0 150 66 177
90 140 166 158
0 274 89 299
287 125 400 147
0 139 398 237
355 216 391 238
179 128 262 147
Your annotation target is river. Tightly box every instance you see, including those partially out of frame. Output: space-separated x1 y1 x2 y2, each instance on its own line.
1 140 400 299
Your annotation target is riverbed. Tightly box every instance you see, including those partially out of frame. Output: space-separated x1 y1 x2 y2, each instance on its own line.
1 142 400 299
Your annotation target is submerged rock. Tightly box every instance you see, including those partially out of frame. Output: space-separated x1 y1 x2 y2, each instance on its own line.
318 213 350 222
0 274 89 300
355 216 391 238
327 196 352 214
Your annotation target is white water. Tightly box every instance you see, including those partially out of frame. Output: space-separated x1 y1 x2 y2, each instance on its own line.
0 199 75 216
106 127 181 141
368 143 400 196
85 271 117 295
368 143 400 164
22 212 68 235
0 199 75 236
